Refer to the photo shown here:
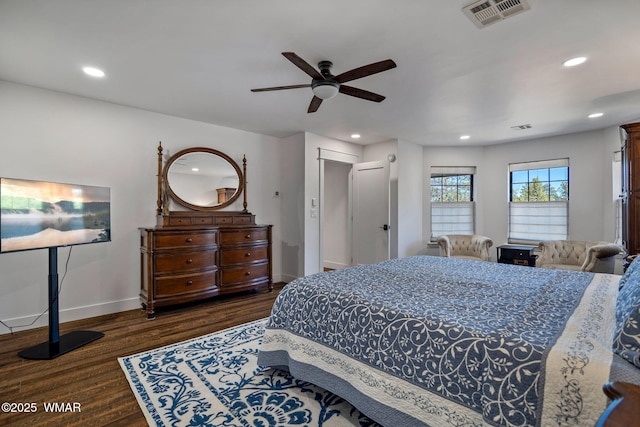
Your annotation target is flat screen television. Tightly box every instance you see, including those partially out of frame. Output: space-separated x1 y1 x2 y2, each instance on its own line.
0 178 111 253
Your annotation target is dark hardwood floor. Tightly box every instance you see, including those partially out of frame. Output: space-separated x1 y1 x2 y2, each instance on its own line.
0 283 285 426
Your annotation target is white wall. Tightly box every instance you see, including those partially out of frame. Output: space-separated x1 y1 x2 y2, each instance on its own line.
422 130 621 261
0 81 283 333
396 139 424 257
483 130 611 250
279 133 305 281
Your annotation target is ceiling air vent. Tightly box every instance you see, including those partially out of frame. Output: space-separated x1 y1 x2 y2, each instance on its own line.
463 0 531 28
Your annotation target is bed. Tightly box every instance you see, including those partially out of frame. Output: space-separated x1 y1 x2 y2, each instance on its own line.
257 255 640 427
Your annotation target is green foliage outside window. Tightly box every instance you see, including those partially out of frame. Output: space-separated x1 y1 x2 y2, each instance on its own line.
511 167 569 202
431 174 473 202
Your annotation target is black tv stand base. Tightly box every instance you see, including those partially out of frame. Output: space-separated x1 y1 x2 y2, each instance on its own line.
18 331 104 360
18 330 104 360
17 247 105 360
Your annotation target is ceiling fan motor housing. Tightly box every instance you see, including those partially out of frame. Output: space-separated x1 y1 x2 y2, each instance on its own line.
318 60 334 78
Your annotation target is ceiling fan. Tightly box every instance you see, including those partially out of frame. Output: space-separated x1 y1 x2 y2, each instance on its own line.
251 52 397 113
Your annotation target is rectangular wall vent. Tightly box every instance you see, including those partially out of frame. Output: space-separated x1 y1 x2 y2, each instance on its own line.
463 0 530 28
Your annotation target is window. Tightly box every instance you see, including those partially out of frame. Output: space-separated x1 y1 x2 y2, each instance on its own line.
613 151 623 246
430 166 476 238
509 159 569 242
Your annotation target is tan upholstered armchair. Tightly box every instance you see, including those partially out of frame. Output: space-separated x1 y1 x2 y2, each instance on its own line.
535 240 622 273
437 234 493 262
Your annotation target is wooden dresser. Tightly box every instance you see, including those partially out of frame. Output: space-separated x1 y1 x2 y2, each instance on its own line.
140 143 272 319
139 212 272 319
621 122 640 255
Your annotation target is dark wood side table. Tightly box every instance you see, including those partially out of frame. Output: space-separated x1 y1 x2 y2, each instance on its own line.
596 382 640 426
497 245 537 266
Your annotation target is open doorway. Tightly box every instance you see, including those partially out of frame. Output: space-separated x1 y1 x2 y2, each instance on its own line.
322 160 352 270
320 157 390 271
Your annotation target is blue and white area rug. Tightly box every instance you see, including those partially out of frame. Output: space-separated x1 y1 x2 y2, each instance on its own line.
119 318 379 426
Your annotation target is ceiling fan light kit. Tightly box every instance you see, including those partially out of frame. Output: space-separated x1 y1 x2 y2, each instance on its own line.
251 52 396 113
311 80 339 100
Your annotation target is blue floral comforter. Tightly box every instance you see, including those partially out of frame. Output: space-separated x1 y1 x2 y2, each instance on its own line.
258 256 621 427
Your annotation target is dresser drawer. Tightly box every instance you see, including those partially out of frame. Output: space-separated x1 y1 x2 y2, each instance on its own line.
215 216 235 225
155 231 217 249
168 216 214 226
220 245 268 265
155 271 217 298
221 229 268 244
221 263 269 285
155 251 216 273
233 216 253 224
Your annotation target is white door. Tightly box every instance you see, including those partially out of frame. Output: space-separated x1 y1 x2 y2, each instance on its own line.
352 160 390 265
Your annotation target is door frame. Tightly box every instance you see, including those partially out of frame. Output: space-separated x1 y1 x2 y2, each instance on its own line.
318 148 360 271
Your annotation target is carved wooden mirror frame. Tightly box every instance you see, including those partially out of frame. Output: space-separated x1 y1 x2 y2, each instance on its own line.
156 142 248 215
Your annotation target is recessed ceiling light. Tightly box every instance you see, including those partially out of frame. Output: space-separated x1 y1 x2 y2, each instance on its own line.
588 112 604 119
562 57 587 67
82 66 105 77
351 133 361 139
191 167 199 172
459 135 470 140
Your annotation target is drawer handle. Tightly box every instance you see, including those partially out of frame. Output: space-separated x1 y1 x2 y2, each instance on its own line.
186 238 193 243
245 252 251 257
245 271 251 276
186 280 193 286
186 259 193 264
245 234 251 239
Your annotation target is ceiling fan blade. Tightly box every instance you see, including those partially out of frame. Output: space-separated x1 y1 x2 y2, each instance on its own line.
251 84 310 92
307 96 323 113
282 52 324 80
334 59 397 84
339 85 386 102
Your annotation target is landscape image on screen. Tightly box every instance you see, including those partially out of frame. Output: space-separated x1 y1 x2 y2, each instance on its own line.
0 178 111 253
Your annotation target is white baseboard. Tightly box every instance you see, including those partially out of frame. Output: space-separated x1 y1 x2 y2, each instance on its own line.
278 273 298 283
0 297 141 335
1 274 296 336
323 261 349 270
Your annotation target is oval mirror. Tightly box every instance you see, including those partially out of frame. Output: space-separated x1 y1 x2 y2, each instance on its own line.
163 147 244 211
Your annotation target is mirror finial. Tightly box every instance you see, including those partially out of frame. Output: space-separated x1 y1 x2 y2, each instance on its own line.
157 141 163 216
242 155 248 213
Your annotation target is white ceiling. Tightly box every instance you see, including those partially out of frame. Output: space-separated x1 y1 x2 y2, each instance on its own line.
1 0 639 146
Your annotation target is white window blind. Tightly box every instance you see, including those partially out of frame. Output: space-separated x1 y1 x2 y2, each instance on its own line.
509 158 569 171
431 202 475 238
430 166 476 239
615 198 623 246
509 201 568 241
431 166 477 175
